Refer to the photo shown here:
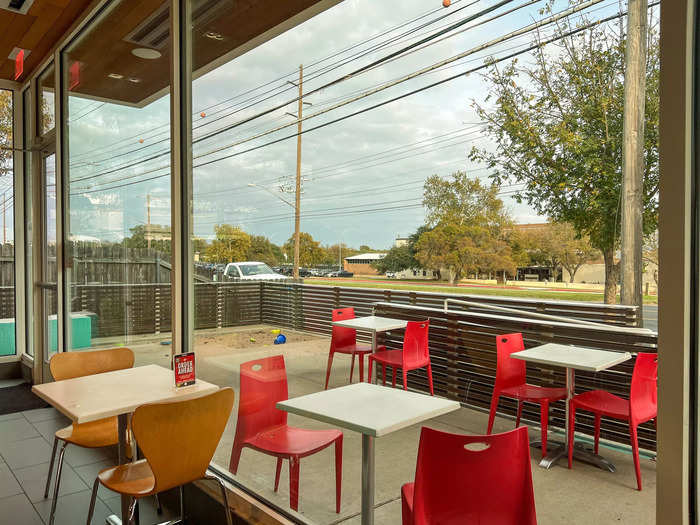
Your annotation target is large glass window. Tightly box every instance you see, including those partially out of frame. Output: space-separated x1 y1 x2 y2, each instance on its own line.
62 0 172 367
0 88 15 357
22 87 32 357
39 64 55 136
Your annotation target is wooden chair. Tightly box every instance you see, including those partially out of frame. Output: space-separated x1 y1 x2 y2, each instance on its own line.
45 347 135 525
86 388 235 525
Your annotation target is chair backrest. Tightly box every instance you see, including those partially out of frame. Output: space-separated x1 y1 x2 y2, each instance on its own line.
50 347 135 381
412 426 537 525
494 333 527 391
630 352 658 425
402 320 430 367
233 355 288 445
331 308 357 350
132 388 234 493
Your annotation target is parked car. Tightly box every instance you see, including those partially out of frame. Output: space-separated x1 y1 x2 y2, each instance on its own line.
385 271 397 278
327 270 354 278
224 262 288 281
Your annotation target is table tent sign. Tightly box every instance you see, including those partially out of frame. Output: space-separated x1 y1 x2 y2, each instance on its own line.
174 352 196 387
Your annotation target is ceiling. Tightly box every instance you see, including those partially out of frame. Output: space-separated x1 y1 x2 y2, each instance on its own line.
2 0 334 106
0 0 95 83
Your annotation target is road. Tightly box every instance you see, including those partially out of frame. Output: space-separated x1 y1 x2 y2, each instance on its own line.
642 304 658 332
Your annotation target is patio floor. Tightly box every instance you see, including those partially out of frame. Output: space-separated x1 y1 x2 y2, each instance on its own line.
2 325 656 524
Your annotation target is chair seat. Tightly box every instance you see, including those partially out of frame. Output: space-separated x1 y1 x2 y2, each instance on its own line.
56 417 120 448
571 390 630 420
334 344 374 355
370 349 427 368
246 424 342 457
98 459 156 497
500 384 567 402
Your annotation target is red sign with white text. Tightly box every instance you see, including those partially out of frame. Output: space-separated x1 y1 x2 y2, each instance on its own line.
174 352 195 387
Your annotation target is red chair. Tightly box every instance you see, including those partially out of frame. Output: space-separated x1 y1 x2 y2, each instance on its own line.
229 355 343 512
568 352 657 490
324 307 379 389
367 320 434 395
487 333 566 457
401 426 537 525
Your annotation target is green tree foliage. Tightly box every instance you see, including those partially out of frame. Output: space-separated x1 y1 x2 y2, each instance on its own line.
205 224 251 263
284 232 324 266
246 235 281 265
416 172 515 284
122 224 172 254
372 244 415 274
470 18 659 302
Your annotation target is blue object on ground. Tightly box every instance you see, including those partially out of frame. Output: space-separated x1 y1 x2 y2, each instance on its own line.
274 334 286 345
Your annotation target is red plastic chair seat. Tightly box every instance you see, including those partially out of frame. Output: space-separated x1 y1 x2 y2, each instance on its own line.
570 390 630 419
333 344 372 355
246 425 342 457
371 349 428 368
501 384 567 402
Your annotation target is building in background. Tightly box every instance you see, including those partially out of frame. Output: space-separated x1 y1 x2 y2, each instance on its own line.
343 253 386 275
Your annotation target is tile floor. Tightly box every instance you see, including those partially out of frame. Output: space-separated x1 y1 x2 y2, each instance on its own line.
0 399 174 525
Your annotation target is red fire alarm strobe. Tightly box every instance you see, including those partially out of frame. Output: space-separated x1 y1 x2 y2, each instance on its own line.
14 49 24 81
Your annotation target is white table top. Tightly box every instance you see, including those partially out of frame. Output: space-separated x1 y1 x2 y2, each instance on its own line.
511 343 632 372
277 382 460 437
332 315 408 333
32 364 219 424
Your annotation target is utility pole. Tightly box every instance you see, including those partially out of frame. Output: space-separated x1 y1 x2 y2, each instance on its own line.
146 193 152 250
620 0 648 326
293 65 303 280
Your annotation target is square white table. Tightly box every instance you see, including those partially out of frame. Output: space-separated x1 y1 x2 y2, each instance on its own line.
332 315 408 382
277 382 460 525
511 343 632 470
33 364 219 525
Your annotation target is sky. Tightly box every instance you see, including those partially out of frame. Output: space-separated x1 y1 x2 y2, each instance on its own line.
62 0 635 250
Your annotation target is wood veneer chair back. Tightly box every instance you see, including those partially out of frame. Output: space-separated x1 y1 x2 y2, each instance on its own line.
49 347 135 381
132 388 234 493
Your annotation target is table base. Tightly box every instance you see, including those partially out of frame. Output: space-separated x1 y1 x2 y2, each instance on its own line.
361 434 375 525
531 440 616 472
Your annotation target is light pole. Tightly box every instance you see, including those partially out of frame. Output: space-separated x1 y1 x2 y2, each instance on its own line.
247 183 299 277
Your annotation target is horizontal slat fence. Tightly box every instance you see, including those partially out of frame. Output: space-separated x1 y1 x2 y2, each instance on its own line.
373 302 657 451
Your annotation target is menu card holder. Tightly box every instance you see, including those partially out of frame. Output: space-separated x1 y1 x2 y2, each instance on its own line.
174 352 196 388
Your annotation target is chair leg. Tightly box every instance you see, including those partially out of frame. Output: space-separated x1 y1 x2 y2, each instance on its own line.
324 351 335 390
44 437 59 499
349 353 356 383
516 401 523 427
274 458 283 492
359 354 364 383
229 444 243 474
402 369 408 391
568 405 576 469
85 477 99 525
594 414 602 455
392 368 397 388
335 435 343 513
49 441 68 525
367 357 374 383
487 394 500 434
154 493 162 515
426 362 434 396
630 424 642 490
179 485 185 522
540 401 549 458
205 475 233 525
289 456 300 511
128 498 137 524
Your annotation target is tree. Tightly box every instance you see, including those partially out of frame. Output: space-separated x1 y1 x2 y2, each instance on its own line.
643 231 658 285
470 17 659 303
417 173 515 284
246 235 281 266
122 224 171 254
557 226 600 283
204 224 251 263
284 232 324 266
372 244 415 274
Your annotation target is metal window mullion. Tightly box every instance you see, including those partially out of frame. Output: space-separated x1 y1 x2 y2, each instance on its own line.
13 87 25 361
170 0 194 357
54 50 66 356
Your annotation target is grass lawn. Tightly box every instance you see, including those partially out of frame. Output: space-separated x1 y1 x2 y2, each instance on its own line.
308 278 658 305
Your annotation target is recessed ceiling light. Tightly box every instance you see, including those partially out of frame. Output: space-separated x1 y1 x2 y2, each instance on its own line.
204 31 224 41
128 77 141 83
108 73 124 79
131 48 161 60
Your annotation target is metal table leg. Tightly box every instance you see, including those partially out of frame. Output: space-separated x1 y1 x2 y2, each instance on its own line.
106 414 139 525
539 368 616 472
361 434 375 525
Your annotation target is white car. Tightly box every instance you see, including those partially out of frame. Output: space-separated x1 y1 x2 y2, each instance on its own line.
224 262 288 281
386 271 397 278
